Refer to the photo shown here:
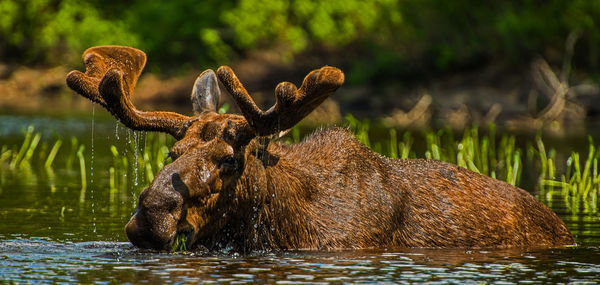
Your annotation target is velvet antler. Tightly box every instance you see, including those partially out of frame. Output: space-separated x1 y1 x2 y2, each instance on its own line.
216 66 344 137
66 46 193 139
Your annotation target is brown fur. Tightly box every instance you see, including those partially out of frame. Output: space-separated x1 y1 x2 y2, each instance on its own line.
187 127 573 250
67 46 574 251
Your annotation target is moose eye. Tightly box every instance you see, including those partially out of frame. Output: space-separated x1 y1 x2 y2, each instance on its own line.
218 156 238 174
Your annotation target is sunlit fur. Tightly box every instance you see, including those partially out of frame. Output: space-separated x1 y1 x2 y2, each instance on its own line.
125 112 574 251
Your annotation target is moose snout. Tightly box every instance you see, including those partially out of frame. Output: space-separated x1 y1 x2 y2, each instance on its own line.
125 210 181 250
125 185 185 250
125 214 164 249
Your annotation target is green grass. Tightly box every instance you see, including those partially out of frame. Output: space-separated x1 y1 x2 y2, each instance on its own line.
536 136 600 213
172 232 188 253
77 145 87 202
106 132 173 199
1 122 598 213
44 140 62 169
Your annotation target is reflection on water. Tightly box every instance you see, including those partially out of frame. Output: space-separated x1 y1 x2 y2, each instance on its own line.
1 114 600 283
1 238 599 283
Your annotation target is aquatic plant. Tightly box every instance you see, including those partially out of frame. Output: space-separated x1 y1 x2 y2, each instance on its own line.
172 232 188 252
106 132 173 196
0 123 597 213
44 140 62 169
9 125 36 169
346 114 371 147
536 136 600 213
77 145 86 202
0 147 11 165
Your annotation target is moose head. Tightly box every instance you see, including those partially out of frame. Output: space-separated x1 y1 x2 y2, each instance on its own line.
67 46 344 250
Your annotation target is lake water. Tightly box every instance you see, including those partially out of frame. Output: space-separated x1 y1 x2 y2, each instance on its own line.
1 114 599 283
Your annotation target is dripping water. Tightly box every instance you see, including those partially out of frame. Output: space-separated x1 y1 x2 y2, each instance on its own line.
125 129 135 208
144 133 148 185
253 139 261 243
253 184 258 244
126 130 139 187
139 131 146 186
114 122 122 210
131 131 145 187
91 106 96 233
134 131 138 186
122 126 128 184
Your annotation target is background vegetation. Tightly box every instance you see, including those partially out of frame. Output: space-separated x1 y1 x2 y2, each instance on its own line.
1 0 599 81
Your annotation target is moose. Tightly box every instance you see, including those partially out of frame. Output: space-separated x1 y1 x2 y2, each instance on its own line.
67 46 574 251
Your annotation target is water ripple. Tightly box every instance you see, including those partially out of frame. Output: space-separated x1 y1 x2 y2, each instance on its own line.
2 239 599 284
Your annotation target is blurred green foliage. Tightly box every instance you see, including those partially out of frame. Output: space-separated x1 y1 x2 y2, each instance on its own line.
0 0 139 65
223 0 402 57
1 0 599 79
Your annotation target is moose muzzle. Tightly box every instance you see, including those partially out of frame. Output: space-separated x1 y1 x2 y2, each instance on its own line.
125 184 185 250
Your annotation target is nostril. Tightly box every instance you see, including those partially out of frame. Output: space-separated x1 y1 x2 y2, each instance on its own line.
125 214 146 248
125 213 177 250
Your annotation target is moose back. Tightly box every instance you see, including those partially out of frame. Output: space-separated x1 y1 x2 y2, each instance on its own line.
66 46 574 251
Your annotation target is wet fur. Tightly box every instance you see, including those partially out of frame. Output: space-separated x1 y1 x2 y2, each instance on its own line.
197 127 574 251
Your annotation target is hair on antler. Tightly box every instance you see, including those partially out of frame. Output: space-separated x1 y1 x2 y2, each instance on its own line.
216 65 344 137
67 46 344 143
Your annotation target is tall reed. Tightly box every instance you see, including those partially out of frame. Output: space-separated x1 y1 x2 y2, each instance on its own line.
1 122 597 213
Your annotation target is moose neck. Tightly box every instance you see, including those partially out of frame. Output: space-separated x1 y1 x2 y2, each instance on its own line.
220 129 403 251
217 138 324 250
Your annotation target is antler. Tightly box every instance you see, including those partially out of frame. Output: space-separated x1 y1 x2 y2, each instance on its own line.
66 46 193 139
217 66 344 137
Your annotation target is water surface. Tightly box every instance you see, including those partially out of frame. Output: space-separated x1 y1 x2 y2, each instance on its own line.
1 114 599 283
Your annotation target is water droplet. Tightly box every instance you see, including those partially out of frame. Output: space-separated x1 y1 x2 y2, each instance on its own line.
199 164 211 183
91 106 96 234
133 131 139 186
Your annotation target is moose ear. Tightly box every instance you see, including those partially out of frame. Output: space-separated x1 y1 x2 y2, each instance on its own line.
191 69 221 114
